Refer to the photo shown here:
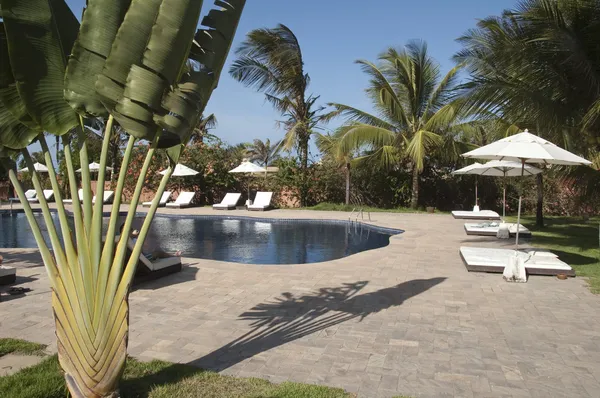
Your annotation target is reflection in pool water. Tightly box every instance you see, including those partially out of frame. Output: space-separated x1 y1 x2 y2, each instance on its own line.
1 213 402 264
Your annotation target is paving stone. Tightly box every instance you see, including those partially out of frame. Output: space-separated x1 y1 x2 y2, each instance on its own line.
2 208 600 398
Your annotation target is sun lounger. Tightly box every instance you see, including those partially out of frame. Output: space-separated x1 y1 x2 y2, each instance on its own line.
452 210 501 220
464 222 531 237
120 237 182 285
92 190 114 204
143 191 172 207
166 191 195 208
27 190 54 203
63 189 84 204
459 246 574 276
212 192 241 210
0 266 17 285
9 189 36 204
248 191 273 211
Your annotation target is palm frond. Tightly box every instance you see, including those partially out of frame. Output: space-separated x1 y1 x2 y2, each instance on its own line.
405 129 443 171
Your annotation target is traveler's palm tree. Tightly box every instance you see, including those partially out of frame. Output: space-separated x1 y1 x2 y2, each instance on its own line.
246 138 282 167
455 0 600 225
229 24 329 206
0 1 245 397
329 41 464 208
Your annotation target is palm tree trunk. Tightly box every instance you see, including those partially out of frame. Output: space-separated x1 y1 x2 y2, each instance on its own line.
536 173 544 227
345 162 350 205
299 135 309 207
55 135 60 165
410 165 419 209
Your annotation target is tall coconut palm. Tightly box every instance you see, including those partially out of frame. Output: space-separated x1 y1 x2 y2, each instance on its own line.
246 138 282 167
455 0 600 226
229 24 329 206
316 130 354 205
190 113 218 144
0 0 245 396
328 41 464 209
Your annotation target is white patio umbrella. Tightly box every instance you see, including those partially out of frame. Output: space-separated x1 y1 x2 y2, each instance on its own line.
159 163 199 192
18 162 49 173
229 160 266 203
462 130 591 245
453 162 484 210
453 160 543 218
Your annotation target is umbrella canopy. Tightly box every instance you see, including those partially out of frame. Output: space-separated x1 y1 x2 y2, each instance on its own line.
462 130 592 166
18 162 49 173
229 160 266 174
461 130 591 247
160 163 199 177
229 161 266 204
452 162 484 175
453 160 543 218
454 160 543 177
76 162 113 172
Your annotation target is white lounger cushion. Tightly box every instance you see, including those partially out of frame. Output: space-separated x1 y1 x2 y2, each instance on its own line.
93 191 114 204
166 191 195 208
460 246 573 276
143 191 172 207
464 222 530 236
452 210 501 220
213 192 241 209
27 190 54 203
248 191 273 210
24 189 36 199
63 188 84 204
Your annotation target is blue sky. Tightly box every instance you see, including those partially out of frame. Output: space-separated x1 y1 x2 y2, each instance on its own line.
54 0 516 159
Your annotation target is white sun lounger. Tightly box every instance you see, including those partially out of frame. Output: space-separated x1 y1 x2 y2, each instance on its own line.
166 191 195 208
452 210 501 220
9 189 36 204
212 192 241 210
248 191 273 211
464 222 531 237
63 189 84 204
143 191 172 207
92 190 114 204
459 246 574 276
27 190 54 203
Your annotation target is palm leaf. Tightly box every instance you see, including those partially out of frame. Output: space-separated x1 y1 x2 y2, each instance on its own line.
0 0 79 137
337 122 396 154
64 0 131 117
96 0 162 112
405 129 442 171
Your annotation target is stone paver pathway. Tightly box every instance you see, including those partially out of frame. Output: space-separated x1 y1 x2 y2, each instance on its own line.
1 208 599 397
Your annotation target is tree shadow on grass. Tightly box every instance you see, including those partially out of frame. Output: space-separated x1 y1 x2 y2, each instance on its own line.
124 278 446 396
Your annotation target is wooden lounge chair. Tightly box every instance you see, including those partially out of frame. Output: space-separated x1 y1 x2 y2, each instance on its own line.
166 192 195 208
93 191 114 204
212 193 241 210
459 246 574 276
27 190 54 203
143 191 172 207
451 210 501 220
63 189 84 204
248 191 273 211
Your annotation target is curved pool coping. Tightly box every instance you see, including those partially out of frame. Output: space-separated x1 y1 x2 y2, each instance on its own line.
1 208 405 236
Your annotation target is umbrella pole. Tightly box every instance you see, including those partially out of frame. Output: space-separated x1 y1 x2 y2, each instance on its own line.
503 186 506 220
515 159 525 249
475 176 478 207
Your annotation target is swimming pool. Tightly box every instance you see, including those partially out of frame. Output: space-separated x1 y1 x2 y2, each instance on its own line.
0 212 402 264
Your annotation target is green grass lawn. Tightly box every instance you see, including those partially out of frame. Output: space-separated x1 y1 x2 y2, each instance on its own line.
513 216 600 293
303 202 447 214
0 338 46 357
0 349 353 398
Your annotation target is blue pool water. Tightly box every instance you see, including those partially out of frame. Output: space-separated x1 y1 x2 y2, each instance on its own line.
0 212 401 264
